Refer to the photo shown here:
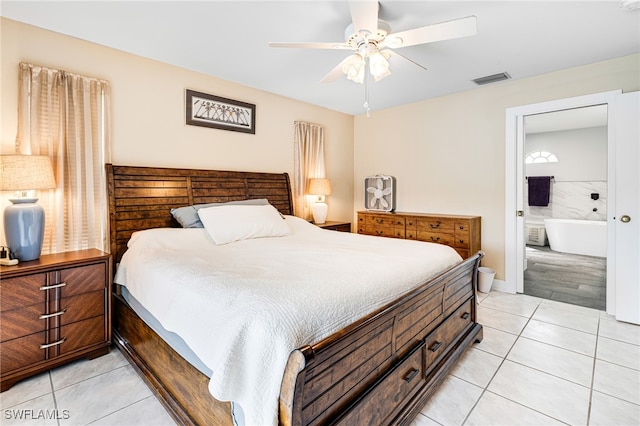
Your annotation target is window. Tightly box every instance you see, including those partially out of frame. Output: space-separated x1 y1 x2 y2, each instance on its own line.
525 151 558 164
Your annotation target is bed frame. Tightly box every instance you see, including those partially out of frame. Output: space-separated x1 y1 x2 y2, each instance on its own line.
106 164 483 426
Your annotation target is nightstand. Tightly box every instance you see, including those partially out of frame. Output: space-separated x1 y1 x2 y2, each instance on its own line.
0 249 112 392
316 221 352 233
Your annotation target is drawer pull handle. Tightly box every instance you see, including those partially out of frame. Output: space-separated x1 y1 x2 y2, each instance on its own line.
429 341 443 352
430 237 440 242
39 309 67 320
461 312 470 320
39 337 66 349
376 219 383 224
39 282 67 291
403 368 419 383
430 223 441 229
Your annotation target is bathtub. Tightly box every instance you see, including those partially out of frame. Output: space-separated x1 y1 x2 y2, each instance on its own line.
544 218 607 257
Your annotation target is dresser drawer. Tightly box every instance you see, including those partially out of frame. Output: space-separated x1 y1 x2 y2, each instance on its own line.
60 263 107 297
0 332 47 372
59 316 107 355
0 274 46 312
416 218 455 234
424 298 473 373
60 290 106 325
363 226 398 238
454 222 471 248
335 342 425 426
417 231 455 246
0 304 46 342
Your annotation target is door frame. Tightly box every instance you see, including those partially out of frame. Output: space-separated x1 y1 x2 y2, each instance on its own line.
505 90 621 314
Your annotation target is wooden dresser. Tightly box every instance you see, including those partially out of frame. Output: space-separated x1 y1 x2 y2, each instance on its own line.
0 249 112 392
357 211 481 259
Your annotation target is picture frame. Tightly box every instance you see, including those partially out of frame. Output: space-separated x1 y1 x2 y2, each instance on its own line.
185 89 256 134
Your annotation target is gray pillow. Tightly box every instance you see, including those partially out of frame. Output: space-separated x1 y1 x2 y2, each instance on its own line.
170 198 270 228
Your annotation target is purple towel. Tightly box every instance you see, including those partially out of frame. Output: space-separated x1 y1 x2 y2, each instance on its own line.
528 176 551 207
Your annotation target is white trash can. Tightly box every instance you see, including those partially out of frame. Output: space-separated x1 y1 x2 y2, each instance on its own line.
477 267 495 293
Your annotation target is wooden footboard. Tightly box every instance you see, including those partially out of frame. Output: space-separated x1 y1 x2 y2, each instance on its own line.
288 252 483 425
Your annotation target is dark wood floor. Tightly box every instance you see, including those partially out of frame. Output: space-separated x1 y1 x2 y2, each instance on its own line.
523 245 606 311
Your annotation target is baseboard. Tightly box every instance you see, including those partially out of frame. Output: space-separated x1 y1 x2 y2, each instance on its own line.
490 278 515 294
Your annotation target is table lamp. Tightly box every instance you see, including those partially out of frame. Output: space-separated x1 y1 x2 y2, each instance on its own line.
307 178 332 224
1 155 56 261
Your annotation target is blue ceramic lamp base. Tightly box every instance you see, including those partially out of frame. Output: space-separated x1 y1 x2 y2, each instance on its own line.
4 198 45 261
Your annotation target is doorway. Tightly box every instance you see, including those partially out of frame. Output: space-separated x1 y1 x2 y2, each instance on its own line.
505 90 620 315
522 106 608 310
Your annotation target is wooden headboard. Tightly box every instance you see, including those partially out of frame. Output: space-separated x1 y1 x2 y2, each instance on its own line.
106 164 293 263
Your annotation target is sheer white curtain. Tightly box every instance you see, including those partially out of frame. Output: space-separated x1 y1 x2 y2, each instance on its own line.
15 62 111 253
293 121 325 220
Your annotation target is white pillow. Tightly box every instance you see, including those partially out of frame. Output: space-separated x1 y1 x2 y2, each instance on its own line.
198 204 291 245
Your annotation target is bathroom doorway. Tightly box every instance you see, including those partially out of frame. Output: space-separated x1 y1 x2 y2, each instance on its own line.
522 106 608 310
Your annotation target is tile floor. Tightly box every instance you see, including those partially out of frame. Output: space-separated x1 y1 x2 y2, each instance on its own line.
1 291 638 426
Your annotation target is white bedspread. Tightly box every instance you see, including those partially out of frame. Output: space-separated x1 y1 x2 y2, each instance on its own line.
114 215 461 426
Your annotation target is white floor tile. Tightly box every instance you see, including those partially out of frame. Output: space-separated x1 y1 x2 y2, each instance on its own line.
540 299 602 318
479 293 540 318
465 391 565 425
0 372 52 409
473 326 518 358
589 390 640 426
89 395 177 425
521 319 597 357
599 316 640 346
0 393 58 426
450 348 503 388
420 375 483 426
596 335 640 370
51 348 129 390
593 359 640 405
410 413 443 426
531 305 599 334
56 365 152 425
487 360 590 425
477 306 529 335
507 337 594 387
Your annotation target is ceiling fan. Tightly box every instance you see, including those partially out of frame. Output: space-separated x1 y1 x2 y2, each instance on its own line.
269 1 477 84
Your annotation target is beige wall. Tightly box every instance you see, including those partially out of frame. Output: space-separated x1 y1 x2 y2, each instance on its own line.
354 53 640 279
0 18 354 232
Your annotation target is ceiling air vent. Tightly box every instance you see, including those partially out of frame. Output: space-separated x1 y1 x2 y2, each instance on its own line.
472 72 511 86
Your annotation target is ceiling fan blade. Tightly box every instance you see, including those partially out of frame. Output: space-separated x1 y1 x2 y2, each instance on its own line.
387 15 477 48
348 0 379 35
268 42 351 50
385 49 428 72
321 60 348 83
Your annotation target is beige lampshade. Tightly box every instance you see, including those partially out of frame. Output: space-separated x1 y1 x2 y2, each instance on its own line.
307 178 332 196
0 155 56 191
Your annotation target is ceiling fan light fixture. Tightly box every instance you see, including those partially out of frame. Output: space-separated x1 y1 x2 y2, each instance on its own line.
369 50 391 81
342 53 366 83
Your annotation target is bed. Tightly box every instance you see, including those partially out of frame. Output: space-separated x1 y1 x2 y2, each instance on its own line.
106 164 483 426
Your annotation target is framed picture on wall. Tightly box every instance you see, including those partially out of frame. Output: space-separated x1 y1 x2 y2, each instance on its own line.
185 89 256 134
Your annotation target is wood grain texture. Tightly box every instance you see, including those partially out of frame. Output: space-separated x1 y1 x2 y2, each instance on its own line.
106 164 484 426
0 250 112 392
358 211 481 259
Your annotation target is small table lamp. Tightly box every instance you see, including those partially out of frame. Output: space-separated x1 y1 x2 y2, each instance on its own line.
307 178 332 224
1 155 56 261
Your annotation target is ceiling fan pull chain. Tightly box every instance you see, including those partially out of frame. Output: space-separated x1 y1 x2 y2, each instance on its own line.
364 68 371 118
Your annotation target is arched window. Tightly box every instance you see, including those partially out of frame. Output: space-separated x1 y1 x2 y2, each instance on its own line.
525 151 558 164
